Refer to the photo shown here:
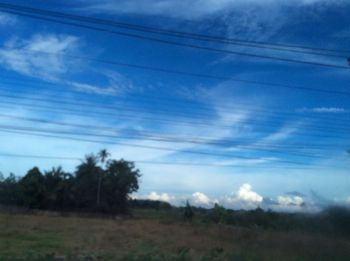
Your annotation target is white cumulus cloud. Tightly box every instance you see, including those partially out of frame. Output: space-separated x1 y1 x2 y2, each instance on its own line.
220 183 263 209
192 192 211 205
238 183 263 204
277 195 305 206
146 192 175 203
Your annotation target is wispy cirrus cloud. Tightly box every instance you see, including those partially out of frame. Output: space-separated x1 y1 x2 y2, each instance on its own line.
69 82 120 96
78 0 346 20
297 107 349 113
0 12 16 26
0 34 79 81
213 157 278 166
0 34 139 96
68 72 133 96
258 123 301 144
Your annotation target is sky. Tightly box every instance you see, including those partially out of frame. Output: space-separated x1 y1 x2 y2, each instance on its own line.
0 0 349 212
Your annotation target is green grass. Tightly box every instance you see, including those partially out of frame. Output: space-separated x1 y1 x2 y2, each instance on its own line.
0 211 350 260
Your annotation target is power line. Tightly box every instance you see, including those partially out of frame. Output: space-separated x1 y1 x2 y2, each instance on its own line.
1 79 349 127
0 152 340 170
0 90 344 151
1 82 349 125
0 113 332 159
1 88 350 134
0 89 349 137
0 110 344 152
1 97 350 141
2 8 350 70
0 125 327 165
0 105 345 154
0 2 348 57
2 47 350 97
2 94 347 156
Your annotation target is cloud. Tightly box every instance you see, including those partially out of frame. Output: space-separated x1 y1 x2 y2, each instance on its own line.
0 34 79 81
333 28 350 38
80 0 344 20
346 197 350 204
132 186 331 212
0 34 136 97
0 12 16 26
133 191 176 203
148 192 174 202
69 82 120 96
238 183 263 204
192 192 211 206
76 1 349 69
68 71 134 96
267 194 320 212
212 158 277 166
222 183 263 209
277 195 305 206
258 124 300 144
134 191 213 208
297 107 349 113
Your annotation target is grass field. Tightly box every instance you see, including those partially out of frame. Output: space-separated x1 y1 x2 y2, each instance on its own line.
1 210 350 260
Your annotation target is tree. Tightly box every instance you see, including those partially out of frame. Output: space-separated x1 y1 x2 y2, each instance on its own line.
19 167 46 209
98 149 110 166
97 149 110 207
210 203 227 224
184 200 194 222
74 154 103 210
0 151 141 214
0 173 19 206
102 159 141 213
44 166 73 211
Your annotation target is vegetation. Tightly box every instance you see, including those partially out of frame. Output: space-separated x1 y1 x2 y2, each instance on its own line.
0 150 141 214
0 210 350 260
146 202 350 237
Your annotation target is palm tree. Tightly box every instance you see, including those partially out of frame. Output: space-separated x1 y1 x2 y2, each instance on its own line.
96 149 110 207
98 149 110 167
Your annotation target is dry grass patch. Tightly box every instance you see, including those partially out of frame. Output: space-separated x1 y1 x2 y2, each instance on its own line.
0 212 350 260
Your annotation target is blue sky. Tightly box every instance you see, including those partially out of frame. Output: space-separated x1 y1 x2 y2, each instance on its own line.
0 0 349 211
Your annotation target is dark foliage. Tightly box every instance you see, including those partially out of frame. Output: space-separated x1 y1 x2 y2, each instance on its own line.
0 151 141 214
183 204 350 236
183 200 194 221
130 199 172 210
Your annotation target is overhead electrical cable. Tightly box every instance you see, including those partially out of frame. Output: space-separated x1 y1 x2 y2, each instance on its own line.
0 53 349 96
0 83 349 125
0 126 314 165
1 90 350 134
0 2 349 57
1 97 350 140
0 113 332 159
2 8 350 70
0 152 341 170
0 105 344 152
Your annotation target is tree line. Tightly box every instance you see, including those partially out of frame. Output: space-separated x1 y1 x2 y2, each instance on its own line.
0 150 141 214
